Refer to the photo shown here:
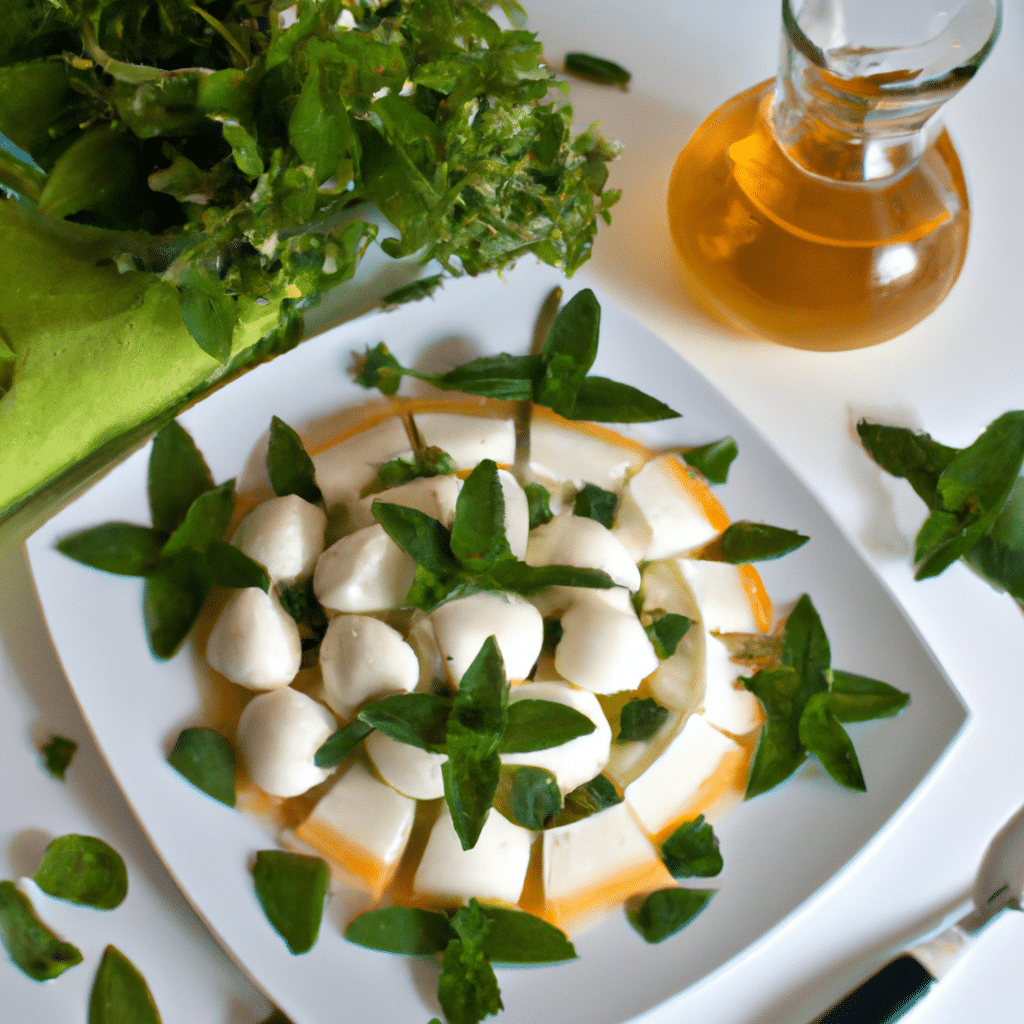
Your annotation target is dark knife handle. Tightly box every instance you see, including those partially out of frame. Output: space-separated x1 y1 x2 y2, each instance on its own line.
810 954 935 1024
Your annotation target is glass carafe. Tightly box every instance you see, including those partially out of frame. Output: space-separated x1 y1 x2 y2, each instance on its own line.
667 0 1003 351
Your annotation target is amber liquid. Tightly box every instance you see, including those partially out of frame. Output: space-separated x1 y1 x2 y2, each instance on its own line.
667 80 970 351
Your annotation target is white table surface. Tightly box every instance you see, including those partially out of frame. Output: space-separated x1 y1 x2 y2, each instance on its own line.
4 2 1024 1021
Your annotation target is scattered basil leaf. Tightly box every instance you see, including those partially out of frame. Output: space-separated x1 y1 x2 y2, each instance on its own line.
499 699 596 754
267 416 323 505
660 815 723 879
365 446 457 495
616 698 670 743
627 887 715 944
278 578 329 641
450 460 511 569
856 420 956 509
645 612 692 659
552 774 623 827
781 593 831 697
176 263 238 364
524 482 554 529
564 52 632 91
345 906 455 956
143 551 211 659
715 521 810 563
0 879 82 981
252 850 329 955
566 376 678 424
381 274 445 308
799 691 867 791
34 834 128 910
681 437 738 485
56 523 165 576
479 906 576 964
358 693 451 753
88 945 162 1024
160 480 235 558
743 665 807 799
572 482 618 528
167 727 236 806
205 540 270 592
829 671 910 723
437 901 503 1024
40 734 77 780
314 720 374 769
494 766 562 830
352 343 403 396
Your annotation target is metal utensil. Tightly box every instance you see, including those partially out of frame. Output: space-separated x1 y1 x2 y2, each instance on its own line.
811 803 1024 1023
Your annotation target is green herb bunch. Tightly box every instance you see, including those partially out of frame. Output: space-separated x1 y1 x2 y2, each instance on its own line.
0 0 620 360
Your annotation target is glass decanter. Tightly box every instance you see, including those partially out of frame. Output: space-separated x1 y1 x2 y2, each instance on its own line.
667 0 1003 351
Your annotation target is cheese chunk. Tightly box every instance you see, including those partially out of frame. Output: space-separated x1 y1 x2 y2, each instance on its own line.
365 729 446 800
290 760 416 900
700 633 763 736
414 806 534 908
319 615 420 720
624 715 746 842
527 512 641 592
313 418 411 507
351 474 462 534
232 494 327 587
497 468 530 560
528 417 643 493
314 524 415 613
672 559 759 634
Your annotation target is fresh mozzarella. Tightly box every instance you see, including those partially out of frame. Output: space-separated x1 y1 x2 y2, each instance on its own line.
542 801 673 934
501 681 612 795
528 417 643 493
429 592 543 685
232 494 327 587
497 468 530 559
289 759 416 899
347 473 463 534
313 523 415 613
624 714 746 840
414 805 534 907
410 413 515 470
699 633 763 736
604 709 682 789
672 559 759 634
206 586 302 690
319 615 419 720
526 512 640 591
404 612 445 691
313 418 411 507
236 686 336 797
611 455 720 561
555 589 658 694
365 729 447 800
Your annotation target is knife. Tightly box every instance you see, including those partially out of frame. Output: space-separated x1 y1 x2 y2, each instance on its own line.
811 803 1024 1023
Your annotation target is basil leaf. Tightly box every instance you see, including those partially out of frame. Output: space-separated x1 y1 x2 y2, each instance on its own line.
494 766 562 830
88 946 162 1024
288 62 358 186
742 665 807 799
681 438 738 485
553 774 622 826
524 482 554 529
314 720 373 769
205 540 271 592
780 594 831 699
380 274 445 308
40 734 77 780
966 533 1024 601
167 727 236 806
56 523 164 576
142 551 211 659
161 480 236 558
627 887 715 944
34 834 127 910
0 880 82 981
564 52 632 90
366 446 457 494
352 343 403 396
252 850 329 955
659 815 723 879
267 416 322 505
450 460 511 569
717 521 810 563
479 906 576 964
616 697 669 743
427 354 541 402
147 421 214 536
499 699 596 753
567 376 678 423
829 671 910 723
358 693 451 753
438 901 503 1024
278 579 328 639
799 691 866 792
856 420 956 509
345 906 455 955
176 263 237 364
372 501 459 585
645 612 692 659
572 482 618 528
487 560 615 594
542 616 564 653
539 287 600 389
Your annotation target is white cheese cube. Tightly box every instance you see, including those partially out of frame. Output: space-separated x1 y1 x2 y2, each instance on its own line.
232 494 327 587
528 417 643 493
526 513 641 592
365 729 447 800
673 559 759 634
699 633 762 736
313 417 411 507
313 524 415 613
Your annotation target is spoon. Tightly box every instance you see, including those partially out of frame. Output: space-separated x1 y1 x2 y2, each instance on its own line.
811 802 1024 1023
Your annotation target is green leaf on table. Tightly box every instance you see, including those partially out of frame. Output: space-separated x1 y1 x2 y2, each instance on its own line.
33 834 128 910
780 593 831 697
345 906 455 955
267 416 322 504
479 906 576 963
380 274 445 309
564 52 632 90
681 437 738 485
616 697 669 743
552 774 622 826
176 263 238 364
499 699 596 754
55 523 164 576
143 552 211 659
148 422 215 536
88 946 162 1024
659 815 723 879
524 482 554 529
0 879 82 981
437 901 503 1024
40 734 77 781
799 691 866 791
742 665 809 799
645 612 691 659
829 671 910 723
566 376 678 423
572 482 617 528
358 693 452 753
493 766 562 830
856 420 956 509
627 887 715 944
716 521 809 563
252 850 329 955
314 720 373 769
167 727 236 806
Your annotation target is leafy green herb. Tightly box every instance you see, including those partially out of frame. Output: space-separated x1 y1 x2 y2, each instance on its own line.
0 879 82 981
573 482 618 527
627 887 715 944
167 727 236 807
564 53 632 91
542 616 564 654
88 945 162 1024
313 720 374 769
680 437 738 485
33 834 128 910
363 447 458 496
659 816 723 879
829 671 911 723
438 901 503 1024
700 521 810 563
493 765 562 829
267 416 322 505
345 906 456 956
552 773 622 826
798 691 865 792
381 275 445 309
252 850 329 956
499 699 597 753
39 734 77 780
616 697 670 742
358 693 453 753
644 611 692 659
355 290 678 424
524 482 554 529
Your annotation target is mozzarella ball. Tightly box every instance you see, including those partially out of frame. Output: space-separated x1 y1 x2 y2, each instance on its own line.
497 469 530 559
365 730 447 800
232 494 327 587
206 586 302 691
236 686 337 797
319 615 420 720
526 513 641 591
314 524 415 613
